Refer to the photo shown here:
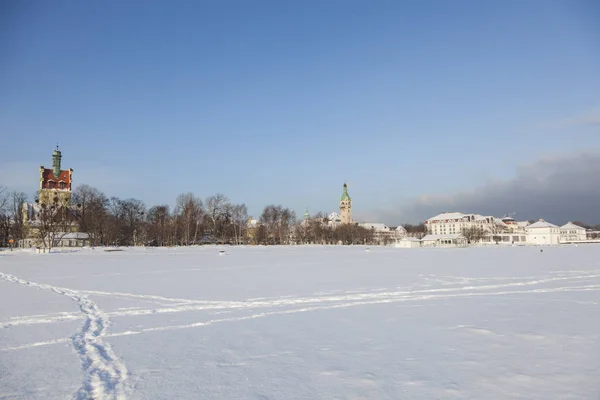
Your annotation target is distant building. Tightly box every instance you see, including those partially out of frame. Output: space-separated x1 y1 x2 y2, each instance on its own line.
394 225 407 238
327 212 342 226
38 146 73 207
245 217 261 244
339 183 352 224
394 237 421 248
19 147 80 248
425 212 510 236
358 222 395 244
560 222 587 242
526 219 561 245
421 233 467 247
23 147 75 227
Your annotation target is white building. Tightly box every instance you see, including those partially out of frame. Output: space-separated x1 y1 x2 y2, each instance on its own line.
425 212 510 236
327 212 342 227
421 233 467 247
394 237 421 248
358 222 390 232
560 222 587 242
394 225 407 238
358 222 395 244
526 219 561 245
19 232 90 248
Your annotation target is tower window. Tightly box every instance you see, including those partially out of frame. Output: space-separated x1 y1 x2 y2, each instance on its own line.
59 182 66 189
48 181 55 189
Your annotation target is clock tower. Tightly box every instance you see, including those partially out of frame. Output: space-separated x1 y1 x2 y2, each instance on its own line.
339 183 352 224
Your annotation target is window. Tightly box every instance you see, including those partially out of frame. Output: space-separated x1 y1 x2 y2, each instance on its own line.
48 181 55 188
59 182 66 189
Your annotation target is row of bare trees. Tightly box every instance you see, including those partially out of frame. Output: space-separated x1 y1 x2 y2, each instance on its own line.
70 186 406 246
1 183 431 248
291 212 378 245
69 185 251 247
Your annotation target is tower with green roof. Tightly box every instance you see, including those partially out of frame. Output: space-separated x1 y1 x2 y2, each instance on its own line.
339 182 352 224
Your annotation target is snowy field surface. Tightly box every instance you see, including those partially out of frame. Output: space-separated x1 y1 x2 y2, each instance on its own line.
1 245 599 399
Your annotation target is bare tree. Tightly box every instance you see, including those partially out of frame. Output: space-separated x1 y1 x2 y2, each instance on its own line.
72 185 108 246
461 226 486 244
230 203 248 245
403 223 427 239
104 197 146 246
36 198 73 252
146 205 172 246
0 186 8 246
205 193 229 240
176 193 203 245
255 224 268 245
260 205 296 245
10 192 28 244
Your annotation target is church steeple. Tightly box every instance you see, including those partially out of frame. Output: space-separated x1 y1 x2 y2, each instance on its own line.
52 146 62 178
304 208 310 220
339 182 352 224
340 182 351 201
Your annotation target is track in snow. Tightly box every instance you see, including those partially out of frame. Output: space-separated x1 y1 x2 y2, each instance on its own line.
0 272 129 400
3 270 600 330
2 270 600 353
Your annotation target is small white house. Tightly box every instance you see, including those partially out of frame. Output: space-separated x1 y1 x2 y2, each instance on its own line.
18 232 90 248
560 222 587 242
327 212 342 226
394 225 407 238
394 237 421 248
56 232 90 247
421 234 467 247
358 222 395 244
526 219 560 245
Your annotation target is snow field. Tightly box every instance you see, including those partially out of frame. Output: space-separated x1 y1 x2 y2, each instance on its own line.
1 245 599 399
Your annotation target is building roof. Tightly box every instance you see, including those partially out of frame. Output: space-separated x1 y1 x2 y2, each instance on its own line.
427 212 466 221
395 225 407 232
560 222 585 230
422 233 465 241
61 232 90 239
526 219 559 229
358 223 390 232
328 212 341 221
340 183 351 201
41 168 71 190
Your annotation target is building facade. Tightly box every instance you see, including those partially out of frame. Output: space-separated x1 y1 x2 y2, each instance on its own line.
421 233 467 247
38 147 73 207
425 212 510 236
339 183 352 224
560 222 587 242
358 222 395 244
526 219 561 245
20 147 79 248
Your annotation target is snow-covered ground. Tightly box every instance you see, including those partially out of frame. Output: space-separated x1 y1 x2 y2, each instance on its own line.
1 245 599 399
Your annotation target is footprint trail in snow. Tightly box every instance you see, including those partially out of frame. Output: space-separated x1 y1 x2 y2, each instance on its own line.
0 272 129 400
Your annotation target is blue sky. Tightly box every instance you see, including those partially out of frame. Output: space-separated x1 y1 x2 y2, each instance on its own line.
1 0 599 224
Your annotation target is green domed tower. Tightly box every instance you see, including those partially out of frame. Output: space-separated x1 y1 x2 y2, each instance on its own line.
339 183 352 224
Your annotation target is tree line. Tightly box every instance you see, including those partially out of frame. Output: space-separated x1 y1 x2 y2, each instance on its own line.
1 184 421 248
